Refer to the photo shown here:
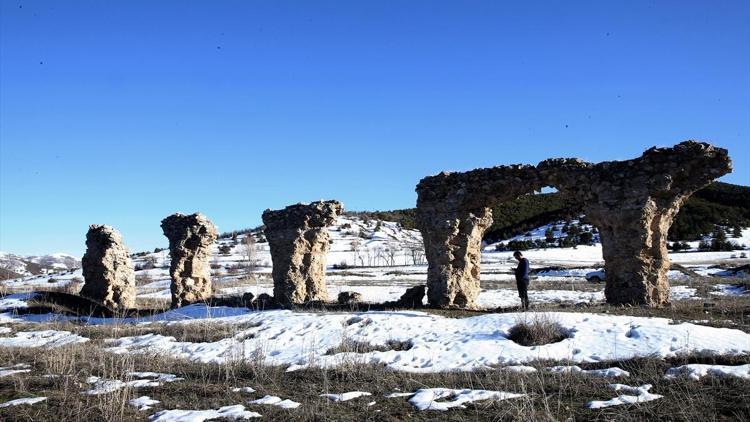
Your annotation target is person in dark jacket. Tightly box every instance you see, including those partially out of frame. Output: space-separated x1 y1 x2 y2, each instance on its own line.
513 251 530 310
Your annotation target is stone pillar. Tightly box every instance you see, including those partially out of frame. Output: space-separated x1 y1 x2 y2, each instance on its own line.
161 213 218 308
262 200 343 306
418 207 492 308
416 166 540 308
540 141 732 306
81 224 136 310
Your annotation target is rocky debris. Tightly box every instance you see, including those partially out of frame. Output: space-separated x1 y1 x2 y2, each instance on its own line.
416 166 541 308
80 225 135 310
160 213 218 308
337 291 363 305
397 285 426 307
241 292 255 307
262 201 344 306
539 141 732 306
254 293 277 309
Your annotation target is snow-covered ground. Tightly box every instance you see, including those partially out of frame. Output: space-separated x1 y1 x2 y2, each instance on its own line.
3 218 748 296
0 216 748 415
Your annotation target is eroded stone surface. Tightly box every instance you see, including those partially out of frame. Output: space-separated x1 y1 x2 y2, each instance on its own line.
416 166 542 308
81 225 135 310
161 213 218 308
539 141 732 306
262 201 344 306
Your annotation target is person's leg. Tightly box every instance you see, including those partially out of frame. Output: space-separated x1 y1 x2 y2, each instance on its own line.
522 281 530 309
517 280 528 310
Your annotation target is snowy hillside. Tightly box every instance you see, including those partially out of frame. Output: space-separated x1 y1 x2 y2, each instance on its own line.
0 251 80 280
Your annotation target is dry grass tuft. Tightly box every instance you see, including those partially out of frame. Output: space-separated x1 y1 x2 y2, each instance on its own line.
507 313 569 346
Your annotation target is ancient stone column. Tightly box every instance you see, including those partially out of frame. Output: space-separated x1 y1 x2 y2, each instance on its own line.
80 224 136 310
262 201 343 306
161 212 218 308
540 141 732 306
416 166 541 308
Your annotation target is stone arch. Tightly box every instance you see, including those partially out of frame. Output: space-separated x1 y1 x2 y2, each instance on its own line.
538 141 732 306
415 165 543 308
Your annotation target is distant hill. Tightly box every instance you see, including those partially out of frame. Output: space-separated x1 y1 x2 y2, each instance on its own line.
345 182 750 243
0 252 80 281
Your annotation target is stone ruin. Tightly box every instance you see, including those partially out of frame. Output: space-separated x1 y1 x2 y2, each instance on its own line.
539 141 731 306
161 212 218 308
416 141 732 308
80 224 136 310
262 200 344 307
416 166 542 308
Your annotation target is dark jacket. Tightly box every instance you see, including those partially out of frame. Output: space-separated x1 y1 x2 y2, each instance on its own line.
515 258 530 282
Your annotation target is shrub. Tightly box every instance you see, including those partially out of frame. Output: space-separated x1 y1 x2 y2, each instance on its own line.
507 314 569 346
669 241 691 251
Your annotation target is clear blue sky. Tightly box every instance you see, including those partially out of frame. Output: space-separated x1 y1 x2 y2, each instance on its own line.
1 1 749 256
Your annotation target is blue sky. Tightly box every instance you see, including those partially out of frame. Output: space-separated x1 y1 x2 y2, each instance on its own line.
1 0 749 256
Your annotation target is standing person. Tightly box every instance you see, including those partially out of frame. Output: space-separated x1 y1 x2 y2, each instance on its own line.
513 251 530 310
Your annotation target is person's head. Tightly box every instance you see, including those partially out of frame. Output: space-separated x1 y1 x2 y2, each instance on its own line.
513 251 523 261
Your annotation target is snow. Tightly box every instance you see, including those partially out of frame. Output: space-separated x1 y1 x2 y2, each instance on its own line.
0 363 32 378
0 330 88 348
711 284 748 296
664 364 750 380
148 405 261 421
130 396 161 411
232 387 256 393
500 365 538 374
2 268 83 291
669 285 698 300
385 392 415 398
547 365 629 378
128 371 184 383
0 293 36 310
0 396 47 408
104 310 750 373
248 395 301 409
586 384 662 409
407 388 525 411
84 372 182 395
320 391 372 402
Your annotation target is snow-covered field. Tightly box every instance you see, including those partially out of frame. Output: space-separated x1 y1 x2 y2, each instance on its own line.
1 217 749 419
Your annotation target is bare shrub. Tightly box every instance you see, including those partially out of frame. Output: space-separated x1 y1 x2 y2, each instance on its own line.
508 313 569 346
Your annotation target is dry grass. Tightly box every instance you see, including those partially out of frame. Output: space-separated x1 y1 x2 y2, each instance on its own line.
1 341 748 421
507 313 569 346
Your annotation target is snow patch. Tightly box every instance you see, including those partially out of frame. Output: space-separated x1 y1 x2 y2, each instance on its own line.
232 387 256 394
0 363 32 378
664 364 750 380
248 395 301 409
130 396 161 411
547 365 629 378
0 330 88 348
408 388 525 411
0 396 47 408
84 372 182 395
320 391 372 402
586 384 662 409
711 284 748 296
148 405 261 421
